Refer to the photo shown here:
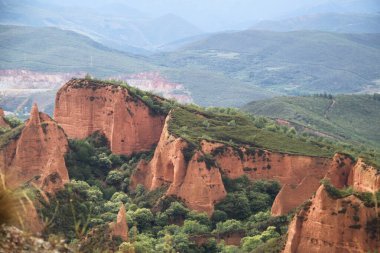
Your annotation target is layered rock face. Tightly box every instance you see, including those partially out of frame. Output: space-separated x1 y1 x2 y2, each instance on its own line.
132 116 339 215
272 153 354 215
54 79 166 155
208 143 334 216
284 161 380 253
0 104 69 193
131 116 227 214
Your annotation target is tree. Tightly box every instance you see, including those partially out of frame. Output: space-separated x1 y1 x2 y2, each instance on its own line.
260 226 280 242
187 211 211 227
241 235 262 252
182 220 209 235
214 219 243 234
172 232 191 252
133 208 154 231
133 234 157 253
111 192 130 203
211 210 228 226
164 201 189 222
155 234 175 253
248 192 272 213
215 192 251 220
106 170 124 186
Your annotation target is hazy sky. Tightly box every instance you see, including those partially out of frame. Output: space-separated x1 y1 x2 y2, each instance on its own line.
34 0 317 31
5 0 380 32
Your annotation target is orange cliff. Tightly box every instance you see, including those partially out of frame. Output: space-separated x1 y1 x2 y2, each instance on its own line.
54 79 166 155
0 108 10 128
283 160 380 253
131 114 342 215
271 153 354 216
131 116 227 214
0 103 69 193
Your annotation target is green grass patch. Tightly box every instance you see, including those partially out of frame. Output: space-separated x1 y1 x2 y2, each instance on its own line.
168 106 335 158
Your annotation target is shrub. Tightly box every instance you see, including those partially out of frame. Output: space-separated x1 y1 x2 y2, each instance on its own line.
133 208 154 231
214 219 243 234
4 115 23 128
182 220 210 235
105 170 124 186
321 179 353 199
215 192 251 220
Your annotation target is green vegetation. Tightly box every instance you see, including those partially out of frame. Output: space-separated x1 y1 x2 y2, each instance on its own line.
216 177 280 220
0 25 155 76
36 132 290 252
322 179 380 207
70 78 177 115
243 94 380 168
169 106 338 158
0 125 24 148
243 94 380 148
65 131 154 199
3 116 23 128
165 30 380 95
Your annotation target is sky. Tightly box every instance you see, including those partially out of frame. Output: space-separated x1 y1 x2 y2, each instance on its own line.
31 0 317 31
3 0 380 32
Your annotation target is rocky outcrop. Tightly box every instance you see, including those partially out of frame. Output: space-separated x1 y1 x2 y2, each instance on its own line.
110 204 129 241
205 142 333 216
348 159 380 192
284 161 380 253
54 79 166 155
0 108 9 128
0 104 69 193
132 115 341 215
131 116 227 215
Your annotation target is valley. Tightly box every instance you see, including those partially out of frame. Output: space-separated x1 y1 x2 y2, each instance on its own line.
0 1 379 252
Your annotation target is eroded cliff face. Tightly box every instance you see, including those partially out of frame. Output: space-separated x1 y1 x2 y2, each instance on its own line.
0 104 69 193
284 161 380 253
204 141 340 216
131 116 227 215
54 79 166 155
131 115 340 215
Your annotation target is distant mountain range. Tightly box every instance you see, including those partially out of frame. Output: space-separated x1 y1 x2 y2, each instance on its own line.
1 24 380 109
0 0 379 53
0 0 203 52
252 13 380 33
0 25 274 109
158 30 380 95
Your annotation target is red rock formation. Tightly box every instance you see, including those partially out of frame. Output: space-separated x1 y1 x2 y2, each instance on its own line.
348 159 380 192
284 161 380 253
0 108 10 128
54 79 166 155
132 116 227 215
110 204 129 241
132 115 340 215
203 142 333 216
0 103 69 193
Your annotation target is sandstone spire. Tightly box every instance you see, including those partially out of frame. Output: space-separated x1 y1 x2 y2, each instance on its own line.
111 204 129 241
28 103 40 126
